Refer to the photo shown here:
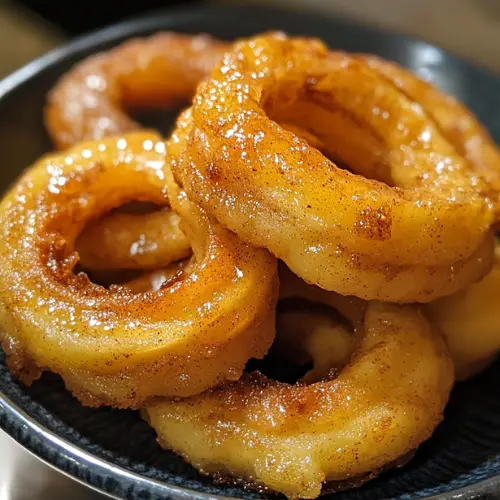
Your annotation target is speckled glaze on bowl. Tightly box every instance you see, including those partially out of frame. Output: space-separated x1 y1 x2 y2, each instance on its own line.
1 4 500 500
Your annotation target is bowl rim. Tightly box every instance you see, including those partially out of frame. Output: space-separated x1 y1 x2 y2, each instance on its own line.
4 382 500 500
1 3 500 499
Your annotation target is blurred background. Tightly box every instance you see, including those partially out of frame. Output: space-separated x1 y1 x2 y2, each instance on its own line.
1 0 500 79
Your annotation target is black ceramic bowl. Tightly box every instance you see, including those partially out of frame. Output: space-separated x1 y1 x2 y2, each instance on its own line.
1 4 500 500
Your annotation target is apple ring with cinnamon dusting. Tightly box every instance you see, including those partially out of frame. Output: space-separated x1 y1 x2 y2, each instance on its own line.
143 290 454 499
45 32 227 150
75 117 333 274
0 131 278 408
361 55 500 196
172 35 495 301
281 255 500 382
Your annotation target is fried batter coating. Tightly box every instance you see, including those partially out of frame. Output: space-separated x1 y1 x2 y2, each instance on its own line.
144 294 453 499
46 33 228 272
172 35 495 301
0 131 278 408
45 32 227 150
362 55 500 198
427 242 500 380
76 206 191 270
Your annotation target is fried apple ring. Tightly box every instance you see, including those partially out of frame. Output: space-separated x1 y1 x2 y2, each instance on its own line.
45 32 227 150
76 206 191 270
361 55 500 193
0 131 278 408
143 291 453 498
427 242 500 380
174 33 495 302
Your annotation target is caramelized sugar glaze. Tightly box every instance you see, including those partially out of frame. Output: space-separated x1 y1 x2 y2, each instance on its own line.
173 33 496 302
0 131 278 408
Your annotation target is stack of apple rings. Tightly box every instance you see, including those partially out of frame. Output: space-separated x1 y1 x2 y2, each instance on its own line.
1 31 500 499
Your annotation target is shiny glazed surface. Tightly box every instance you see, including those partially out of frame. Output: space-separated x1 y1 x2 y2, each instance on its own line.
0 131 278 408
174 33 495 302
362 55 500 201
45 33 227 150
144 297 454 499
45 32 228 275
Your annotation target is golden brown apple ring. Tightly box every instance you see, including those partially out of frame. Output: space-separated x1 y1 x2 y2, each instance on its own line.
281 255 500 382
0 131 278 408
172 107 495 303
172 34 495 301
45 32 227 150
76 206 191 270
143 288 454 499
361 55 500 194
427 242 500 380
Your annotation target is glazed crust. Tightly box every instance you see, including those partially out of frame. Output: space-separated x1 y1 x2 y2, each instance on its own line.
0 131 278 408
173 33 495 302
45 32 227 150
144 298 453 499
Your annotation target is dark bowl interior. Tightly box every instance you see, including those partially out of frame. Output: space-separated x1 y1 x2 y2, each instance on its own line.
1 4 500 500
